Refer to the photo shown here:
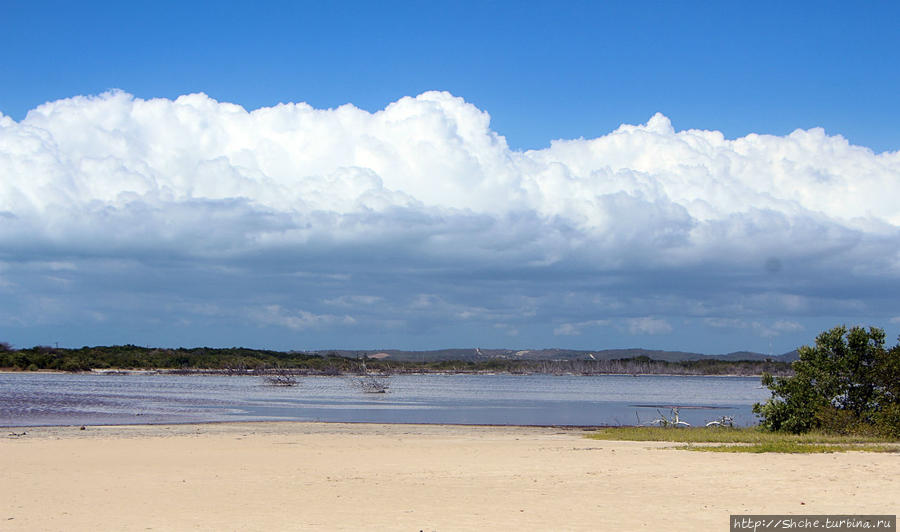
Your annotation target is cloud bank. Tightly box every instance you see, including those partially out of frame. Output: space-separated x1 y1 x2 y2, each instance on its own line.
1 91 898 350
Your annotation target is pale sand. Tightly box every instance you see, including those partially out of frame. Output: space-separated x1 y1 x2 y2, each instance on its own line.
1 423 897 531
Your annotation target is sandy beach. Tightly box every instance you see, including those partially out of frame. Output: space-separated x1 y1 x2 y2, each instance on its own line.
1 422 897 531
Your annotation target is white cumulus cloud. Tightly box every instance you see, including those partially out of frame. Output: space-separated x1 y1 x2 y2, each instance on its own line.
2 90 899 349
625 317 673 336
2 90 898 267
247 305 355 331
553 320 609 336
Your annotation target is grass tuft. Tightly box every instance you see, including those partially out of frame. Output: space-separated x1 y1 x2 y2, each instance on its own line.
585 426 898 453
680 442 900 454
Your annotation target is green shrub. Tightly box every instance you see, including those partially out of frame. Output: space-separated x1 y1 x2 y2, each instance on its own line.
874 403 900 439
755 325 900 438
60 358 89 372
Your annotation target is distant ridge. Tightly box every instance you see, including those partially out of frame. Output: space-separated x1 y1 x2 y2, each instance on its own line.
321 348 799 363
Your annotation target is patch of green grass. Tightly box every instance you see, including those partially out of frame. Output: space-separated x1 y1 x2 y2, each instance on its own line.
680 442 900 454
586 426 892 445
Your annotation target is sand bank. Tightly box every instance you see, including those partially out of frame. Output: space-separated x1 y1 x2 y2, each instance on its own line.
2 422 897 531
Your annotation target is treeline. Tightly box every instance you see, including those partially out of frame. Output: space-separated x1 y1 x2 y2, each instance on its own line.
401 356 791 376
0 344 339 373
0 343 791 376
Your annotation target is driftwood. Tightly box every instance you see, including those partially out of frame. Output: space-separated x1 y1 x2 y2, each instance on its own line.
261 368 299 387
705 415 735 427
355 359 390 393
647 407 691 427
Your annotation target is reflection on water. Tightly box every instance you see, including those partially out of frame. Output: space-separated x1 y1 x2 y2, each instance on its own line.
0 373 769 427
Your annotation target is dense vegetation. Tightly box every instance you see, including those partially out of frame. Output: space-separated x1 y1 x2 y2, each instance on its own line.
754 325 900 438
0 342 790 376
0 344 341 373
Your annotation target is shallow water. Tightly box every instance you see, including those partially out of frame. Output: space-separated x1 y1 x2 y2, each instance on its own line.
0 372 770 427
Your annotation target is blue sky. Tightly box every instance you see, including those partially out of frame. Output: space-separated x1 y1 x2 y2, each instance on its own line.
4 1 899 151
1 1 899 353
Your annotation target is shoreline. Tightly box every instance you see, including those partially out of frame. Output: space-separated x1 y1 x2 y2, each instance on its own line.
2 421 897 531
2 418 617 431
0 368 774 377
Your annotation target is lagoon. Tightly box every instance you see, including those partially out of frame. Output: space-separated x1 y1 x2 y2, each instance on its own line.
0 372 770 427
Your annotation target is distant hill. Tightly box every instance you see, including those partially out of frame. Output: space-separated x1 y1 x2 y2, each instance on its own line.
323 347 799 363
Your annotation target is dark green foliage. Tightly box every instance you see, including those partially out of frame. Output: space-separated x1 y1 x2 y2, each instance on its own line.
873 343 900 438
0 344 324 372
754 325 900 438
0 342 792 376
874 403 900 439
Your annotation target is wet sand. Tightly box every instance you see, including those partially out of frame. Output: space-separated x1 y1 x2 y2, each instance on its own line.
1 422 897 531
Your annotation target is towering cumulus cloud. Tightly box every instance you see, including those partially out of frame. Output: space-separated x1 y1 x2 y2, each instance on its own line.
1 91 898 349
